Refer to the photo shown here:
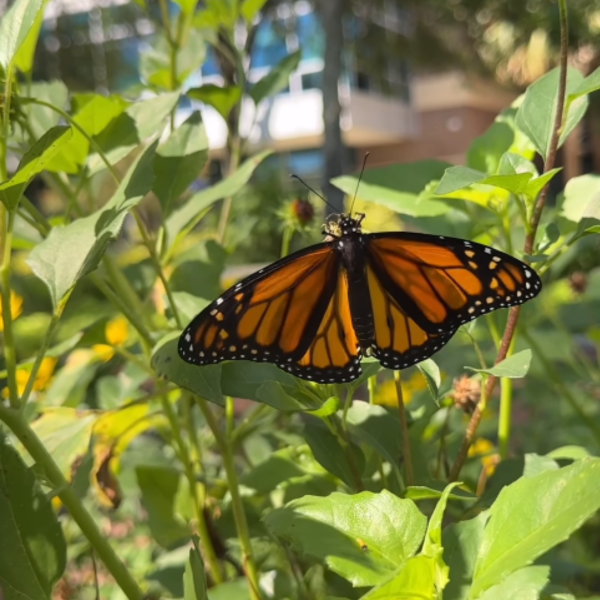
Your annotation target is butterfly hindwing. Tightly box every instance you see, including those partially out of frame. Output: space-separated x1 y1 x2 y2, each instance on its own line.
178 244 342 371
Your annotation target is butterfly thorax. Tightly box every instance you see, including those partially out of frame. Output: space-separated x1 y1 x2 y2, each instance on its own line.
327 215 375 349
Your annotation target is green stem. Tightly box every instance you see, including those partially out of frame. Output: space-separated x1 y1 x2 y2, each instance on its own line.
102 255 148 325
280 226 294 258
19 295 71 411
161 394 224 583
497 377 513 460
1 208 19 407
0 404 144 600
368 375 377 404
197 397 262 600
131 210 183 328
394 370 413 487
90 274 154 351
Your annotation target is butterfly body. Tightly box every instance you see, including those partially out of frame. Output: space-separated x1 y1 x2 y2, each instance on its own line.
179 215 541 383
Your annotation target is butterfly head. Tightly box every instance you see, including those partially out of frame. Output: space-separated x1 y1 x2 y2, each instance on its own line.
324 213 365 239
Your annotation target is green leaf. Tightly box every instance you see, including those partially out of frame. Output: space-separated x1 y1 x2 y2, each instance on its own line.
28 141 157 308
360 555 437 600
465 349 532 379
546 445 591 461
303 419 364 488
88 92 179 174
404 485 477 503
0 435 66 599
569 65 600 99
435 166 533 197
28 408 96 479
250 51 301 105
20 81 68 139
172 291 210 324
515 67 588 160
345 401 402 469
184 536 209 600
165 150 271 244
0 126 73 210
467 121 514 175
12 0 47 73
241 447 307 494
151 333 224 406
240 0 268 22
523 168 561 202
332 161 452 217
416 359 441 401
136 465 189 548
307 396 340 418
174 0 198 17
560 173 600 223
153 111 209 214
264 490 427 587
188 84 242 121
443 513 488 600
523 453 559 478
0 0 46 70
46 93 128 173
255 381 306 411
423 482 462 556
141 31 206 90
220 361 296 402
470 458 600 597
475 566 549 600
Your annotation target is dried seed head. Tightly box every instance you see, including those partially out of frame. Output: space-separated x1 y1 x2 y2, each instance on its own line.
569 271 588 295
291 198 315 225
451 375 481 414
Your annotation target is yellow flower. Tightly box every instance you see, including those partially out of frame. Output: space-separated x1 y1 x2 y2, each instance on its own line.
14 357 58 396
468 437 498 476
92 344 115 362
373 372 428 407
106 315 129 346
0 290 23 331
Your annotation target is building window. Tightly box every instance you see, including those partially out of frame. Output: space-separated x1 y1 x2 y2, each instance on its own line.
287 149 324 178
251 18 289 69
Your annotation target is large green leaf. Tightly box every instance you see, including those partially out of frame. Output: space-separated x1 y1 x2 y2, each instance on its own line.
331 161 452 217
250 51 301 105
136 465 189 549
560 173 600 224
470 458 600 597
165 150 271 245
87 92 179 174
240 0 268 22
28 141 157 308
0 0 46 70
264 490 427 587
20 80 68 139
188 85 242 121
466 121 514 175
436 166 533 197
0 126 73 210
0 436 66 599
151 333 224 406
12 0 48 73
46 93 128 173
153 111 209 214
515 67 588 161
184 536 209 600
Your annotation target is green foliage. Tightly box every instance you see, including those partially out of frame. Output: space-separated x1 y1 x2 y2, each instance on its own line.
2 1 600 600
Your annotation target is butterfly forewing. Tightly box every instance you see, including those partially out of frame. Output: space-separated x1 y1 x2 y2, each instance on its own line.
178 244 339 368
365 233 541 332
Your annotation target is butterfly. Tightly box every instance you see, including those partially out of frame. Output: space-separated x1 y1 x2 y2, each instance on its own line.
178 213 541 384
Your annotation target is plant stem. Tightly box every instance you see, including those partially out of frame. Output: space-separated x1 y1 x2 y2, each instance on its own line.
19 296 70 411
0 208 19 408
131 210 183 328
197 397 262 600
497 377 513 460
448 0 569 481
161 393 224 583
368 375 376 404
0 404 144 600
90 274 154 351
280 226 294 258
394 371 414 486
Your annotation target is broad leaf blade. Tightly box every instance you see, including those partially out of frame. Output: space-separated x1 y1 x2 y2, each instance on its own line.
183 536 209 600
264 490 427 587
476 566 549 600
0 436 67 599
28 141 157 307
471 458 600 597
0 126 73 209
466 350 532 379
188 84 242 121
0 0 46 70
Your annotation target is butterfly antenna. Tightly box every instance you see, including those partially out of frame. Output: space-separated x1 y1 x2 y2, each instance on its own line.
289 174 339 214
349 152 370 216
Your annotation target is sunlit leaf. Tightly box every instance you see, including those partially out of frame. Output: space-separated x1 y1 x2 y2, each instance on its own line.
250 51 301 105
466 350 532 379
184 536 209 600
0 0 46 70
188 84 242 121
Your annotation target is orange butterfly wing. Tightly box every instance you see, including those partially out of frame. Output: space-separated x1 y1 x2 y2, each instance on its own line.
179 244 360 382
363 233 541 369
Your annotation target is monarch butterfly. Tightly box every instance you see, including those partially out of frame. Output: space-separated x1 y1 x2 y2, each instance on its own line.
178 213 541 384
